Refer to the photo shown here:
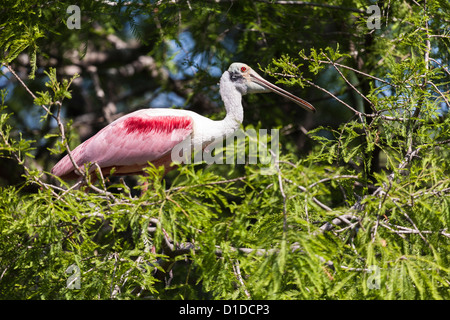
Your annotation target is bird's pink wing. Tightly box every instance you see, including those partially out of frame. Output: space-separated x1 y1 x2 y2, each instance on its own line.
51 110 193 178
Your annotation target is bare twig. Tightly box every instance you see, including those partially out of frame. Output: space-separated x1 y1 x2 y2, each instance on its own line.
427 80 450 110
282 177 332 212
379 221 450 238
3 63 112 199
3 64 51 114
168 176 248 193
277 164 288 233
373 147 422 198
319 214 360 232
299 77 362 115
324 56 377 112
232 260 251 299
307 175 359 189
0 129 64 201
300 57 399 88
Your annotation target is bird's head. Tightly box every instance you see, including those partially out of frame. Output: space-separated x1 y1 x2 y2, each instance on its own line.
227 63 315 113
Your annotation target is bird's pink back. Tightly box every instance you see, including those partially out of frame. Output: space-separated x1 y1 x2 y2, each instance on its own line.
51 109 194 179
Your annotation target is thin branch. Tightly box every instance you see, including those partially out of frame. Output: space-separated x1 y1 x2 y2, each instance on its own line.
307 175 359 189
372 147 422 198
324 56 377 112
340 266 373 272
319 214 360 232
271 71 406 121
0 129 64 201
54 101 84 179
3 64 51 114
380 221 450 238
3 63 107 197
429 57 450 77
232 260 251 299
93 162 116 202
399 206 432 248
427 80 450 109
298 77 362 115
412 186 450 199
300 56 399 88
168 175 248 193
277 164 288 233
282 177 332 212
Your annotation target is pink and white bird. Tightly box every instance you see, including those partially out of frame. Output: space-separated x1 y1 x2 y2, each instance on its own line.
51 63 315 180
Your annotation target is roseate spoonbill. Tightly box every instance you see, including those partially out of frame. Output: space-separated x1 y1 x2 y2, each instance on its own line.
51 63 315 180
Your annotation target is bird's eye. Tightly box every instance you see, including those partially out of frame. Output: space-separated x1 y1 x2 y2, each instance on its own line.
240 66 247 72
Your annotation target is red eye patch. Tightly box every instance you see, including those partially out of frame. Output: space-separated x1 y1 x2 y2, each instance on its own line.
241 66 247 72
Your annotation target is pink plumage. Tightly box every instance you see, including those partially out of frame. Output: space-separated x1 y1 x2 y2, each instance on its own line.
51 110 193 180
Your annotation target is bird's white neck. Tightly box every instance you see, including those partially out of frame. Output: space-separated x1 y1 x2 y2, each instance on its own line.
218 71 244 136
192 71 244 147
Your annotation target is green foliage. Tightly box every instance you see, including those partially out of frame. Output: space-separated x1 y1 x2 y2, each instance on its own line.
34 68 79 107
1 0 449 300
